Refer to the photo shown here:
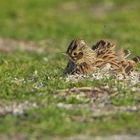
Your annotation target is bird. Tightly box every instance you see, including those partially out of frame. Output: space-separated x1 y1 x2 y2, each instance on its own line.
64 39 140 76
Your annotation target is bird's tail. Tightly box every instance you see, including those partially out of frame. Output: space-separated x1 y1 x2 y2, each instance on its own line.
132 56 140 63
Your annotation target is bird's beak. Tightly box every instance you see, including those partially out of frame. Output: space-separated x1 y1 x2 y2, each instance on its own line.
62 53 69 59
62 52 67 56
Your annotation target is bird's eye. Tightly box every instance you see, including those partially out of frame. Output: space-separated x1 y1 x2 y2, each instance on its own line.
73 52 77 56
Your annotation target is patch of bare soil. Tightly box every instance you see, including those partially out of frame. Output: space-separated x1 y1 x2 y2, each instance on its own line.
56 86 140 118
56 86 112 98
0 38 45 53
0 101 38 116
57 102 140 119
0 134 27 140
52 135 140 140
1 134 140 140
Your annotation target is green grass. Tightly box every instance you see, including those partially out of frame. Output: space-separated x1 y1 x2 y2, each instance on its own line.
0 0 140 139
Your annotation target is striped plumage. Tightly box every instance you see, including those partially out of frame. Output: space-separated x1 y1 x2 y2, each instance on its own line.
92 40 120 69
117 56 140 74
65 39 97 74
64 39 140 76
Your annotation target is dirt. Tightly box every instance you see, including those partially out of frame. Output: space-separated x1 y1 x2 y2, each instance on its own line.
0 101 38 116
0 38 45 53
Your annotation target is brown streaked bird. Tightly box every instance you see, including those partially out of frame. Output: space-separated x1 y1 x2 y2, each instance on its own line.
92 39 115 55
64 39 97 75
64 39 120 75
91 39 136 75
94 40 140 75
92 40 119 68
64 39 140 76
92 39 130 61
66 39 96 64
117 56 140 75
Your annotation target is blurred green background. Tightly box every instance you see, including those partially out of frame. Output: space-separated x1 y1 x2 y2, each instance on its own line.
0 0 140 50
0 0 140 139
